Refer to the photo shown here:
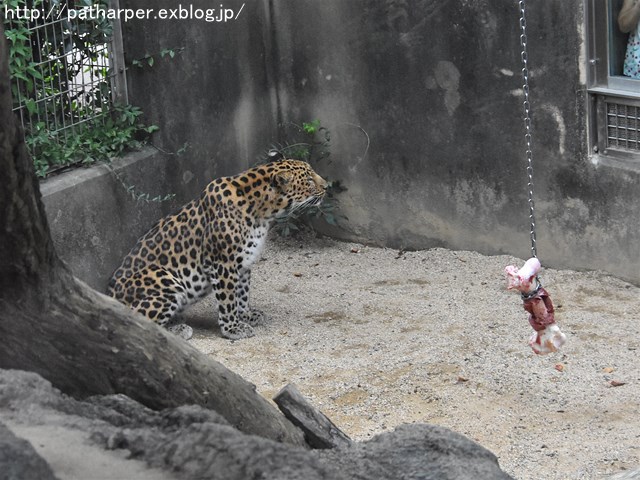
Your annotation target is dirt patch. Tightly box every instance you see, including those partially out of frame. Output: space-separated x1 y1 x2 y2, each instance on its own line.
187 232 640 480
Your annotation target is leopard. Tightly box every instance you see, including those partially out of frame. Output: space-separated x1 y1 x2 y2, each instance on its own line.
107 159 327 340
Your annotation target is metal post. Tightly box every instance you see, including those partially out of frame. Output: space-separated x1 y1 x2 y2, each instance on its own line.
108 0 128 106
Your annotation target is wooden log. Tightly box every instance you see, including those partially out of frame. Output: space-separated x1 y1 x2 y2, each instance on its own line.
273 384 353 449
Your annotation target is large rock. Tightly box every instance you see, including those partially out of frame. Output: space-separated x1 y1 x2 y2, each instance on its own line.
0 422 58 480
0 369 513 480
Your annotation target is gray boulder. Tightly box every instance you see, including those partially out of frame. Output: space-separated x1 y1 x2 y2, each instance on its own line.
0 422 58 480
0 369 513 480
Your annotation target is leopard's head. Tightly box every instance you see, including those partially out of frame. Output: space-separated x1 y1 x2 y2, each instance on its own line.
267 159 328 217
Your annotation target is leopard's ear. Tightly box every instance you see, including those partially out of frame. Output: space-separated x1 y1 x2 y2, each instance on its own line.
272 171 292 191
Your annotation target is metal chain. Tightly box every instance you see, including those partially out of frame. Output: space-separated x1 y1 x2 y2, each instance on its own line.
519 0 537 259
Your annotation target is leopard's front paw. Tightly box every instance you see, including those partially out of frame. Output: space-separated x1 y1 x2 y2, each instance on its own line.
221 321 255 340
167 323 193 340
244 308 267 326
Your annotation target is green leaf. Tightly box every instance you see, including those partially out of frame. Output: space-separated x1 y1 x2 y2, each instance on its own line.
25 99 37 115
303 119 321 135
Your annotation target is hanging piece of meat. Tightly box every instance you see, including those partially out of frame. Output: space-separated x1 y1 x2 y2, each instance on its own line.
505 258 567 355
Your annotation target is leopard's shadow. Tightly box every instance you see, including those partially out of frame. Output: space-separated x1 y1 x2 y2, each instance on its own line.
179 295 222 336
179 294 269 340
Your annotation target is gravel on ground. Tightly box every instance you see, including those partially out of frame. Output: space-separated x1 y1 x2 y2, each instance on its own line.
186 231 640 480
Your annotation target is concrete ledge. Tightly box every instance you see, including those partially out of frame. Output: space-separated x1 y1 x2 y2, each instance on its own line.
41 147 182 291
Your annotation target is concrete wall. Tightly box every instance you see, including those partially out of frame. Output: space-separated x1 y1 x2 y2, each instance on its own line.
43 0 280 290
42 0 640 286
120 0 277 184
41 148 182 291
270 0 640 283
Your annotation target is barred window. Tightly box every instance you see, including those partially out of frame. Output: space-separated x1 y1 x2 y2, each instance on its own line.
587 0 640 168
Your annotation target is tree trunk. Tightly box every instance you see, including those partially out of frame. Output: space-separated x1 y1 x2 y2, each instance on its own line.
0 27 306 447
0 35 59 300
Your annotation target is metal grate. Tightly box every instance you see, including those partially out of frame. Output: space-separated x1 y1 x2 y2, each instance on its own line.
3 0 126 171
606 101 640 151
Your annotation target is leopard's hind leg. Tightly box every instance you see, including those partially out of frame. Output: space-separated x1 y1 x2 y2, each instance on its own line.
129 267 193 340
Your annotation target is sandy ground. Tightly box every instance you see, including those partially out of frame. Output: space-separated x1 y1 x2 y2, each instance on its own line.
186 230 640 480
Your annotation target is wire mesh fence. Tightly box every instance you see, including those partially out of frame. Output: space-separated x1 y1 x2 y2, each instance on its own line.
3 0 127 176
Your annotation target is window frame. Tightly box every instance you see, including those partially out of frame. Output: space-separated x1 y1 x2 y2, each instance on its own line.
586 0 640 169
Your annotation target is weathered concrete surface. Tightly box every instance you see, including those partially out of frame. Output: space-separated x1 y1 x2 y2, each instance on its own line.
40 148 183 291
43 0 280 288
0 369 513 480
41 0 280 289
271 1 640 283
120 0 277 181
41 1 640 288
